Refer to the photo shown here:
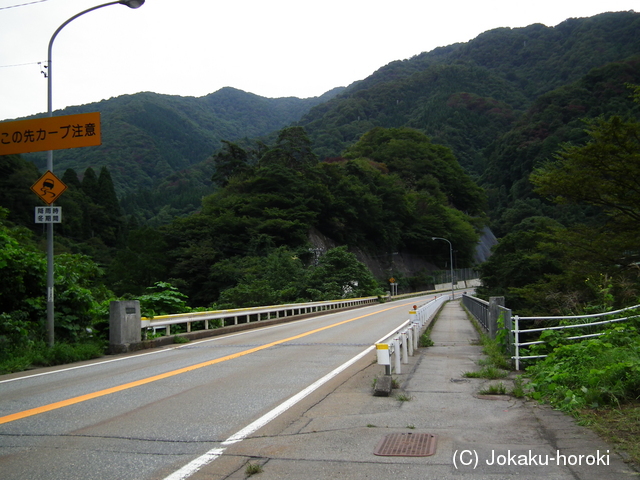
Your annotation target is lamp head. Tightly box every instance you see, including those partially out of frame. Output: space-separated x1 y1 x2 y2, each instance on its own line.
119 0 145 8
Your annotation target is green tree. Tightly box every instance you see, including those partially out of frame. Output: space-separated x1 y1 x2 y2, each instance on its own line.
137 282 189 317
211 140 253 187
106 226 170 296
0 207 114 356
304 246 383 300
484 92 640 313
259 126 318 172
531 115 640 232
62 168 82 189
53 254 112 342
97 166 122 216
0 155 41 228
476 217 563 311
81 167 100 202
216 247 308 308
0 209 46 356
343 127 487 215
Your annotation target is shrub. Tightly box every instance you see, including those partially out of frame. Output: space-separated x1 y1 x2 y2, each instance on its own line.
526 323 640 410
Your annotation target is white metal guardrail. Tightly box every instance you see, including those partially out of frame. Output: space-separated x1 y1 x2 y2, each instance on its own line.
376 294 449 374
513 304 640 370
143 297 380 335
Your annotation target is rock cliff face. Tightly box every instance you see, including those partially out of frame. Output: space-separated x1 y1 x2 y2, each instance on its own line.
307 227 496 281
474 227 497 264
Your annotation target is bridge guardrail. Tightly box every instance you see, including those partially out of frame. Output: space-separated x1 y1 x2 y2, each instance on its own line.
143 297 380 336
376 294 449 374
462 295 640 370
513 306 640 369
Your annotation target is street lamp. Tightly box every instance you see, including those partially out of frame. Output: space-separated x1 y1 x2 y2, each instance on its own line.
431 237 454 300
45 0 144 346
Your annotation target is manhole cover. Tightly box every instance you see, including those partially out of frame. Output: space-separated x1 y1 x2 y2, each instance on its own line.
373 433 437 457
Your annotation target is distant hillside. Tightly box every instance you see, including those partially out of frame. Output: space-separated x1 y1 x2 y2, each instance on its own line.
298 11 640 174
22 87 344 197
482 56 640 236
11 11 640 228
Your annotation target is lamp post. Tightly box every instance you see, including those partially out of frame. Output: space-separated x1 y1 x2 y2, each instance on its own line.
431 237 454 300
45 0 144 346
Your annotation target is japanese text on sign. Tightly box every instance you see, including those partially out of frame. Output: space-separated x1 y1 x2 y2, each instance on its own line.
35 206 62 224
0 112 101 155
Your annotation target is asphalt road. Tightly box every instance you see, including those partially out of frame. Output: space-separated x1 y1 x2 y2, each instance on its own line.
0 296 430 480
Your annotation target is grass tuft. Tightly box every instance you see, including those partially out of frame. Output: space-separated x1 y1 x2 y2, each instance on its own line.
463 366 509 379
478 382 507 395
245 462 263 476
395 392 413 402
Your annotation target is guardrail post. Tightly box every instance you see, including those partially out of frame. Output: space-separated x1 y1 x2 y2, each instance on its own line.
488 297 504 339
394 337 401 374
514 315 520 371
401 333 409 364
407 329 414 356
376 343 391 375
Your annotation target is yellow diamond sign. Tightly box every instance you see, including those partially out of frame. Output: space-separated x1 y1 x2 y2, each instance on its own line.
31 170 67 205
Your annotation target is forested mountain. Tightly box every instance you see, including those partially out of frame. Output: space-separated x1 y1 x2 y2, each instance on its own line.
298 11 640 175
2 10 640 310
21 86 344 197
483 57 640 237
116 11 640 224
123 127 486 306
9 11 638 226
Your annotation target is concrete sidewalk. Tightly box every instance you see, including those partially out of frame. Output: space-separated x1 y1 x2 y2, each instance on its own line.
213 301 639 479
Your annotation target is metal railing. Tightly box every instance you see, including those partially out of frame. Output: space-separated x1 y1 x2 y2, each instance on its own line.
463 294 640 370
142 297 380 335
376 294 449 374
462 295 490 332
390 279 480 302
461 294 511 341
513 305 640 369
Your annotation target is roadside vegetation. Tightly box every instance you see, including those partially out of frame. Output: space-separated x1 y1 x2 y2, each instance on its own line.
524 315 640 466
473 84 640 468
462 301 640 467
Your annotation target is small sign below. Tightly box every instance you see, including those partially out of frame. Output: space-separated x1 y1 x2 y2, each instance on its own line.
31 170 67 205
35 206 62 224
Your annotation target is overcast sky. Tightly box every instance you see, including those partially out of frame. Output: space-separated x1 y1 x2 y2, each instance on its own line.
0 0 637 122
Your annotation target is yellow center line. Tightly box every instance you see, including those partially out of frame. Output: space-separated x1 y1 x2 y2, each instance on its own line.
0 302 414 425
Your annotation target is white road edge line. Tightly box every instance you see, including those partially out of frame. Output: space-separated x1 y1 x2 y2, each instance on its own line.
162 324 409 480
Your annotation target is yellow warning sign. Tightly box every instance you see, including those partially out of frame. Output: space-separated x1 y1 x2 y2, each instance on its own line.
31 170 67 205
0 112 101 155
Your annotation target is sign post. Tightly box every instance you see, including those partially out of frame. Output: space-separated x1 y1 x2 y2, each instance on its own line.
7 113 101 347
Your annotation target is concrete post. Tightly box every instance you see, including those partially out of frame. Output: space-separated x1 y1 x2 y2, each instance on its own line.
109 300 141 353
488 296 505 339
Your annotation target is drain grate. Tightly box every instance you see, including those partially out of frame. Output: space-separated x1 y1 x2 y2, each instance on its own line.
373 433 437 457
